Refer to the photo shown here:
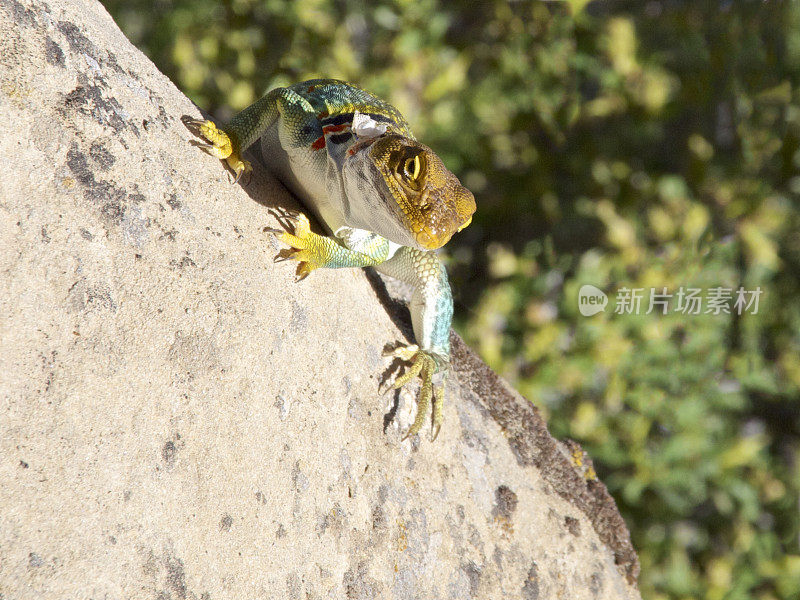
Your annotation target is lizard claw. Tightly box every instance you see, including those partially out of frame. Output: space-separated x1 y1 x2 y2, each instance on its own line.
268 208 302 231
231 165 252 185
384 345 446 440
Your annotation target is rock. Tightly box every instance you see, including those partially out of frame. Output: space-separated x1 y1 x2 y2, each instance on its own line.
0 0 640 598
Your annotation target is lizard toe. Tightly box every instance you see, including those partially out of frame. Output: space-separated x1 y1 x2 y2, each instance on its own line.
385 346 444 440
267 212 333 277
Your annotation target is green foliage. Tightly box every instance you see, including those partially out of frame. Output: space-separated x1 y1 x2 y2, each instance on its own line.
103 0 800 597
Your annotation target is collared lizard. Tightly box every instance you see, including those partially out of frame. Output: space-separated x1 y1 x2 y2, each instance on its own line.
188 79 476 440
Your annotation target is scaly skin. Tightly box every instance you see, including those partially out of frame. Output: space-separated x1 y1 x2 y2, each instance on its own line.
189 79 476 440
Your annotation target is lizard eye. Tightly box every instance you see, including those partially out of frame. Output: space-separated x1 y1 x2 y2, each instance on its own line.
401 155 421 181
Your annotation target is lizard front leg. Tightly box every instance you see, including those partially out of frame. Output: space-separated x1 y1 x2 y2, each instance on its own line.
188 87 319 182
376 247 453 440
269 215 391 280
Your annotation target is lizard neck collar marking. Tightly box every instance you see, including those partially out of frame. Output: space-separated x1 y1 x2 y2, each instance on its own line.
311 112 397 153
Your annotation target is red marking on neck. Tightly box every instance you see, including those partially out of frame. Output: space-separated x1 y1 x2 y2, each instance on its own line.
311 136 326 150
322 123 349 134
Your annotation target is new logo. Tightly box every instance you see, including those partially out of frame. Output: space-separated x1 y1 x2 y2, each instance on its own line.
578 284 608 316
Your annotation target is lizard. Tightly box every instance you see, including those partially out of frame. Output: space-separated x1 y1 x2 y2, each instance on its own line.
188 78 476 440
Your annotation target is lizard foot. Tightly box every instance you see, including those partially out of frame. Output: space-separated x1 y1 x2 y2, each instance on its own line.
383 344 445 441
186 117 252 183
266 212 336 281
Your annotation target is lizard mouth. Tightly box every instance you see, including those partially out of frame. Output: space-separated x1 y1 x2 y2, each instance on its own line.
407 185 476 250
413 216 469 250
415 229 439 249
412 213 464 249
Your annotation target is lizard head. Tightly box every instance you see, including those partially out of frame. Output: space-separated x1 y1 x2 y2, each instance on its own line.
343 134 476 250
